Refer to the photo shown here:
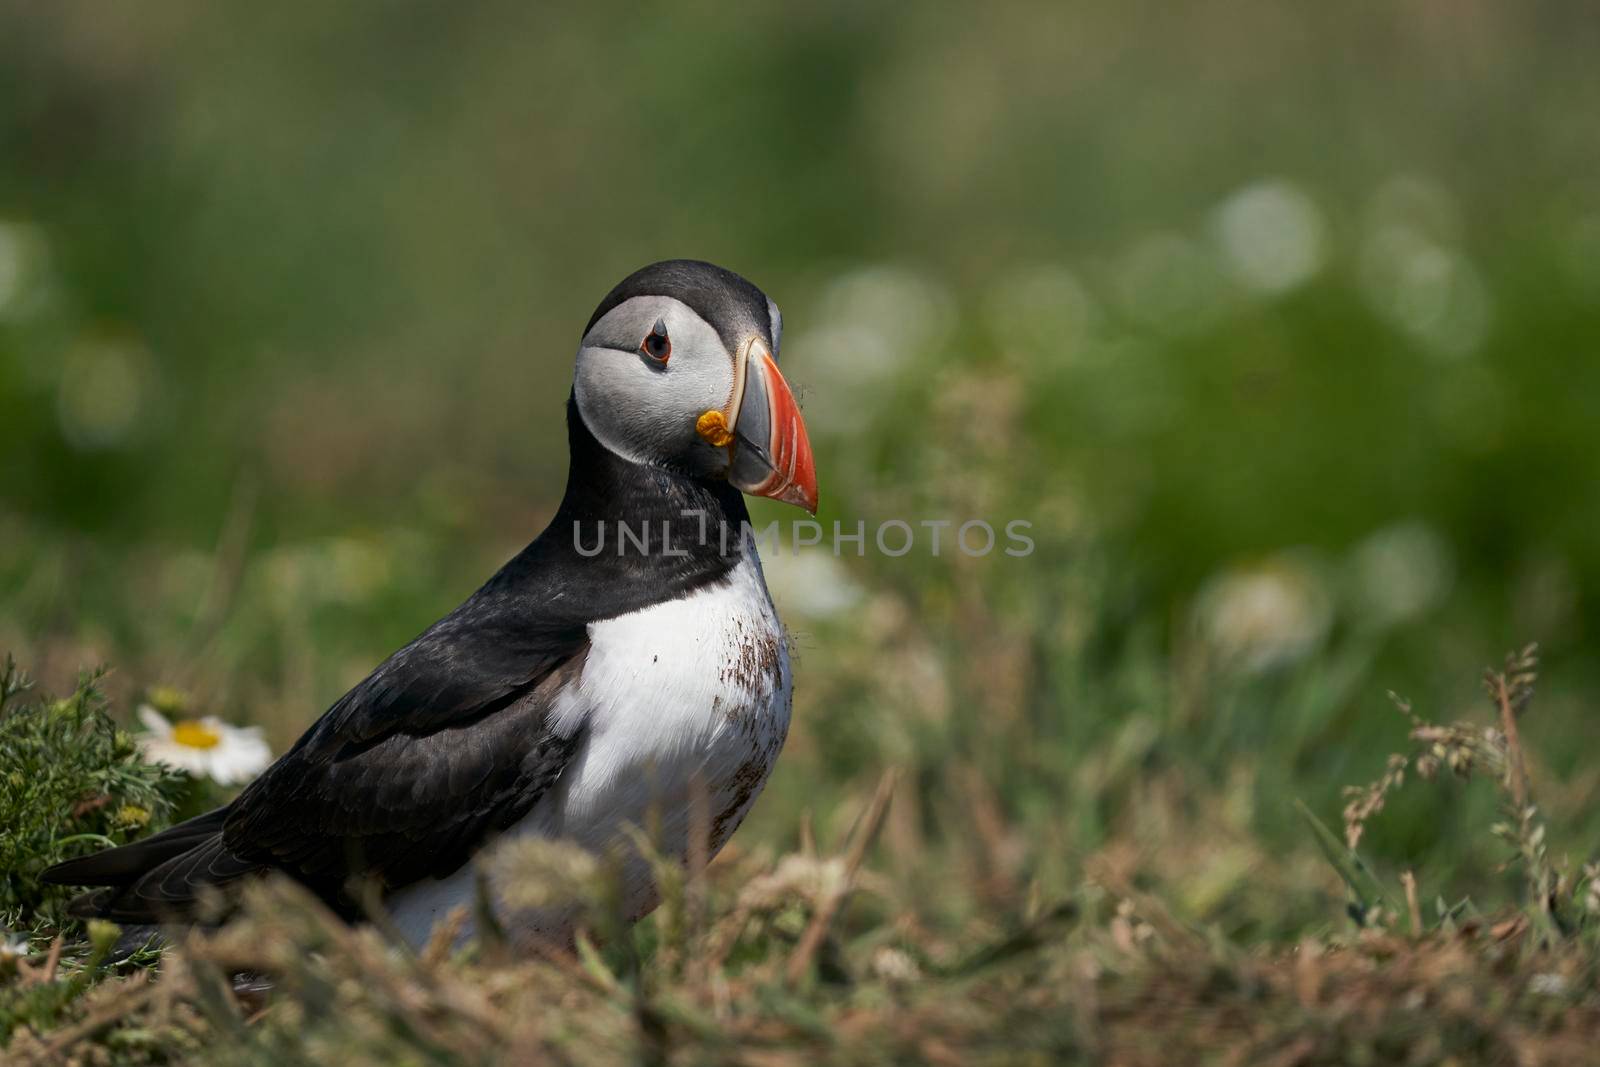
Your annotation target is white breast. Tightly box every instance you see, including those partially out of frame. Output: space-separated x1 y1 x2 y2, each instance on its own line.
386 542 792 948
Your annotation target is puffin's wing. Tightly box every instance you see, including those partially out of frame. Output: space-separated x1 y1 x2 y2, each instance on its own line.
47 592 590 922
221 600 591 904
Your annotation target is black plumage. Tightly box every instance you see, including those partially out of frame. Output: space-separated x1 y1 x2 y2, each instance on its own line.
42 266 760 922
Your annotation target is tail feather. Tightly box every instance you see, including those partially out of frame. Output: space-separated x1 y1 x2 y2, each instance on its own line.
43 808 230 887
43 806 262 924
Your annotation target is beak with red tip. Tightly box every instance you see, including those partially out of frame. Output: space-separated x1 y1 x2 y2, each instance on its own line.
727 340 818 513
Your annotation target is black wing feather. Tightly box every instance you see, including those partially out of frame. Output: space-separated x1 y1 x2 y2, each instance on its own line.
224 644 586 905
46 808 230 888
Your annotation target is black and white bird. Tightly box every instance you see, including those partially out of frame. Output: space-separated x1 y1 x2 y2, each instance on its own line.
43 260 818 948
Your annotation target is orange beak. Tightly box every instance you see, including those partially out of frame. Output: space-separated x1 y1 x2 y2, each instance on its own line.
727 343 818 513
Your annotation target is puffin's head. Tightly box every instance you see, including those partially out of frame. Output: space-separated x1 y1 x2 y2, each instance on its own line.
573 260 818 513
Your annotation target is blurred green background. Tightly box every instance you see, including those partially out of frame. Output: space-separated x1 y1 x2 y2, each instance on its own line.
3 2 1598 938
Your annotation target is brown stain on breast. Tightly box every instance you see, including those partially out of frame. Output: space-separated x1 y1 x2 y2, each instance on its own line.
711 752 773 848
719 625 784 722
709 614 790 847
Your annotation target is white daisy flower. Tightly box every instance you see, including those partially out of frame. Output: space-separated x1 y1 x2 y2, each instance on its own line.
0 932 28 963
136 705 272 786
1196 555 1332 674
0 934 28 985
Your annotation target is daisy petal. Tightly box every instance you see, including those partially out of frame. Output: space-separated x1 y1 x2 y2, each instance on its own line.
137 704 173 736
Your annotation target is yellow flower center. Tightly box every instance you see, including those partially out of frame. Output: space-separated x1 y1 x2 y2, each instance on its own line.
171 720 222 750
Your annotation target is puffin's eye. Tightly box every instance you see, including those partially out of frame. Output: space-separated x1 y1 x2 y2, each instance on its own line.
641 320 671 363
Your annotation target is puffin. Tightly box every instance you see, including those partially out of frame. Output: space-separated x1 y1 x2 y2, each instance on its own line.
43 259 817 948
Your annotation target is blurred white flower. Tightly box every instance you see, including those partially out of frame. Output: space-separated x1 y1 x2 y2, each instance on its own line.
1529 973 1569 998
1360 225 1492 359
1360 175 1491 359
0 220 51 320
1349 520 1453 626
1211 179 1326 294
1196 557 1331 672
870 945 922 983
762 548 863 620
0 933 27 963
0 931 28 981
57 337 154 451
136 705 272 786
785 322 897 435
790 265 954 434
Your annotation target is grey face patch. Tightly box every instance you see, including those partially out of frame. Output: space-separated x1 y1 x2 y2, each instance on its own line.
573 295 737 476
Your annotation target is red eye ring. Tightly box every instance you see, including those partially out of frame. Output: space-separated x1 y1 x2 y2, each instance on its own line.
641 320 671 363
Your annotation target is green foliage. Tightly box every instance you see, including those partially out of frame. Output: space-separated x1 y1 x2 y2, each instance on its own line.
0 919 165 1059
0 658 185 934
